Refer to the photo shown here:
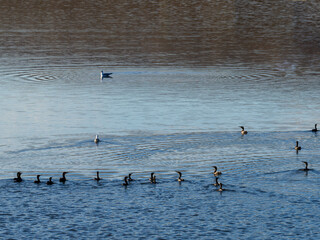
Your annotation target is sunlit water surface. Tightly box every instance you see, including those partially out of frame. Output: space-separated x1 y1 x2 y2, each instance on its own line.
1 0 320 239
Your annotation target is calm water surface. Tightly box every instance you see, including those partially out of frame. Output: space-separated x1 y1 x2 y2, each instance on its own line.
1 0 320 239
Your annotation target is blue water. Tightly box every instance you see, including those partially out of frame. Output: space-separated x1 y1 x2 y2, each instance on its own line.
2 122 320 239
1 131 320 239
1 0 320 239
1 72 320 240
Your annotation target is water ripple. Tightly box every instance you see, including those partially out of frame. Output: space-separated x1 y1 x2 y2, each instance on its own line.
1 68 57 84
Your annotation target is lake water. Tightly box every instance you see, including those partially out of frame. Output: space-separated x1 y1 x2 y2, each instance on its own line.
1 0 320 239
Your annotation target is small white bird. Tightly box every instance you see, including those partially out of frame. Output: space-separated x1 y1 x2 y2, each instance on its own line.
94 135 100 143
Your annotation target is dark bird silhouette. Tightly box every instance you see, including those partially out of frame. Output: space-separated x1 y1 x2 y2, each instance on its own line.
176 171 184 182
100 71 112 79
59 172 68 183
14 172 23 182
123 176 129 186
128 173 134 181
295 141 301 150
239 126 248 135
302 161 309 171
312 124 318 132
213 166 222 176
47 177 54 185
149 172 156 183
34 175 41 184
94 171 102 181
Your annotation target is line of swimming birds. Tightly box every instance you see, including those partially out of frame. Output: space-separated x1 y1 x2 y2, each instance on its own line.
13 124 318 191
12 161 311 192
10 167 225 192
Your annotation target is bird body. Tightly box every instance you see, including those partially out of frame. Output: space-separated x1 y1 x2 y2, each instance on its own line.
100 71 112 79
213 166 222 176
176 171 184 182
94 135 100 144
149 172 154 182
240 126 248 135
302 161 309 171
152 176 157 184
14 172 23 182
59 172 68 183
94 171 102 181
34 175 41 184
295 141 301 150
123 176 129 186
128 173 133 181
312 124 318 132
47 177 54 185
149 172 156 183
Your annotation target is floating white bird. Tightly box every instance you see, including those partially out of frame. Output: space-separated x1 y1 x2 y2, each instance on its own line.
94 135 100 143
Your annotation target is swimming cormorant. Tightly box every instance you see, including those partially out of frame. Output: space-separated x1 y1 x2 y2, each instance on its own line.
123 176 129 186
14 172 22 182
59 172 68 183
239 126 248 135
295 141 301 150
176 171 184 182
128 173 134 181
47 177 54 185
149 172 156 183
94 171 102 181
302 161 309 171
34 175 41 184
213 166 222 176
312 124 318 132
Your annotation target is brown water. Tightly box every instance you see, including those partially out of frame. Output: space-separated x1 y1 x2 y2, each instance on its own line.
1 0 320 68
